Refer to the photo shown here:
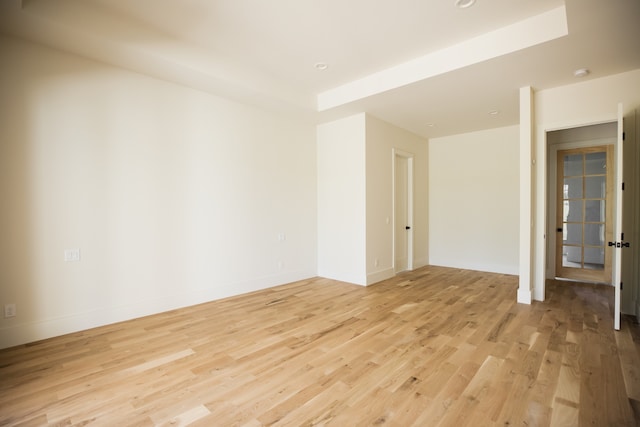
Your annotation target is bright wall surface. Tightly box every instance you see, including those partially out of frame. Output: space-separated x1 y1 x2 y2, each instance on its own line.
535 70 640 129
429 125 520 274
533 69 640 302
365 115 428 284
317 113 367 285
0 36 317 349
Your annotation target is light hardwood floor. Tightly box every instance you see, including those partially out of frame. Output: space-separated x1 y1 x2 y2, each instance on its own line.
1 266 639 426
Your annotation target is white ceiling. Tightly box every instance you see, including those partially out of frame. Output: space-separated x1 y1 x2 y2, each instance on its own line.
1 0 639 138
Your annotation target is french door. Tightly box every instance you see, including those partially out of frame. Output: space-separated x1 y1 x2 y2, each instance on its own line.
555 145 613 283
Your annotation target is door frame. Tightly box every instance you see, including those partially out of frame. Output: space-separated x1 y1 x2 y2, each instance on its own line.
542 108 628 330
392 149 414 273
546 127 617 282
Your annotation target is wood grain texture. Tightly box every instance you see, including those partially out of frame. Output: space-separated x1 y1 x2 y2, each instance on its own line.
1 266 638 426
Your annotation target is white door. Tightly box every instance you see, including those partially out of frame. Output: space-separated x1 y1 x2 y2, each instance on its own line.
394 150 413 273
621 110 639 323
612 103 625 330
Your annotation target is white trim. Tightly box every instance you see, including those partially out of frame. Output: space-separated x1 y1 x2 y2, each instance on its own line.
533 124 548 302
0 268 316 349
367 268 395 285
518 86 534 304
518 288 532 304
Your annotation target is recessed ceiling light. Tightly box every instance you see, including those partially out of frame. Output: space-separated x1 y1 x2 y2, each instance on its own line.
314 62 328 71
455 0 476 9
488 110 499 116
574 68 589 78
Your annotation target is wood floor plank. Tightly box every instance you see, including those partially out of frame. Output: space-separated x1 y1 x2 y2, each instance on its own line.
616 320 640 402
0 266 638 426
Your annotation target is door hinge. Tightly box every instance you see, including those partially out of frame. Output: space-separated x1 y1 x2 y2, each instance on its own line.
622 182 625 191
623 132 626 141
621 282 624 290
622 232 625 240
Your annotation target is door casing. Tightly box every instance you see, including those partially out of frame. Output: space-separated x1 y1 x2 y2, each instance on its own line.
546 127 616 282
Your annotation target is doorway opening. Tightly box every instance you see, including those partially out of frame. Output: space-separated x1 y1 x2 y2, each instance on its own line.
547 122 617 285
543 107 639 330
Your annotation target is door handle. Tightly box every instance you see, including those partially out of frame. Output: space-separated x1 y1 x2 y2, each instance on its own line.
609 241 631 248
405 226 411 230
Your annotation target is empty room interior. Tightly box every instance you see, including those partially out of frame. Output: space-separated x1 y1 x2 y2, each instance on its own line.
1 0 640 425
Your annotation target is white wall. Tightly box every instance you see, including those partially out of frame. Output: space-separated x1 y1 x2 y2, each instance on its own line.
429 125 520 274
317 113 428 286
0 36 317 349
533 69 640 302
365 115 428 284
317 113 367 285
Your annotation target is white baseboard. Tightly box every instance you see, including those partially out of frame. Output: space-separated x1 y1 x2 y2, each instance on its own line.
367 268 395 285
0 268 315 350
517 288 532 304
428 259 519 276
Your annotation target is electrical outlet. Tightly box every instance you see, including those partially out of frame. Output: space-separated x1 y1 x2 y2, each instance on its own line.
64 248 80 262
4 303 16 318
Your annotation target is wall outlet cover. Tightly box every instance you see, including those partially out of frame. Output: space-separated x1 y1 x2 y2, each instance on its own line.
4 304 16 318
64 248 81 262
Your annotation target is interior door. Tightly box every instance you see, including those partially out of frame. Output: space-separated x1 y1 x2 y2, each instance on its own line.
621 109 638 323
394 151 413 273
612 104 624 330
555 146 613 283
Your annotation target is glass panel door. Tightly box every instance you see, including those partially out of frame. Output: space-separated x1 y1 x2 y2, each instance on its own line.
556 146 613 283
